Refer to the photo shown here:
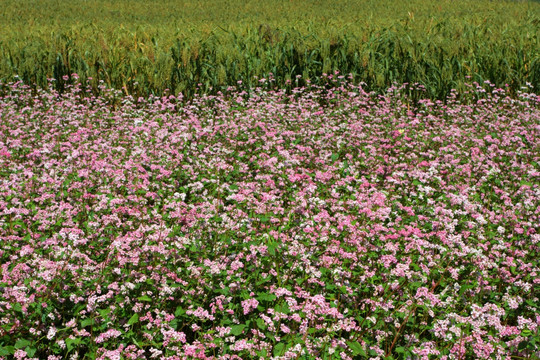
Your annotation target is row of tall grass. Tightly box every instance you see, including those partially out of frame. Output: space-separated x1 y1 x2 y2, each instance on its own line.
1 0 539 100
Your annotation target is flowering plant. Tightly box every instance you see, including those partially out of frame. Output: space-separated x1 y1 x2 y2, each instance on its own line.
0 78 538 359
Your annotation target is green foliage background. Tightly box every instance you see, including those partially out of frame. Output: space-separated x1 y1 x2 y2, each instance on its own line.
1 0 539 99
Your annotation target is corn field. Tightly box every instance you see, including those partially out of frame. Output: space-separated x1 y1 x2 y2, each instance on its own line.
1 0 539 100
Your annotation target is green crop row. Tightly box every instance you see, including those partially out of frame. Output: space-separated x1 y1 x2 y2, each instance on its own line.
0 0 539 100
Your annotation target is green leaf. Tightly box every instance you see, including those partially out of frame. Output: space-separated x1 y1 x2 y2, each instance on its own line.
137 295 153 302
240 290 250 299
274 343 285 356
275 302 290 314
66 337 81 352
231 324 246 336
256 318 266 330
175 306 185 316
25 346 37 357
268 242 277 256
81 318 95 328
132 337 142 348
0 346 14 356
326 283 336 291
395 346 405 353
347 341 366 356
74 304 86 315
98 308 111 318
256 349 267 357
256 292 277 302
128 313 139 325
14 339 31 349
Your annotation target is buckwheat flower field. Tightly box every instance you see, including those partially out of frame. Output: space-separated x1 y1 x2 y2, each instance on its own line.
0 79 539 360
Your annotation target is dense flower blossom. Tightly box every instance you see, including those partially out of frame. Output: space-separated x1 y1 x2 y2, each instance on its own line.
0 79 538 358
